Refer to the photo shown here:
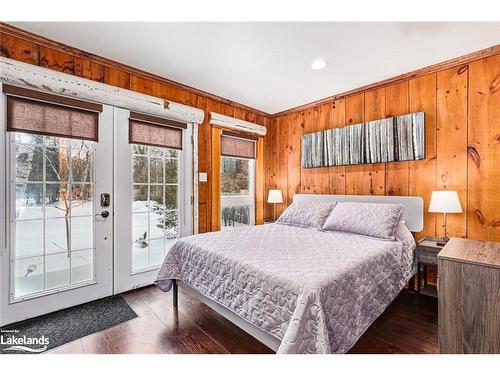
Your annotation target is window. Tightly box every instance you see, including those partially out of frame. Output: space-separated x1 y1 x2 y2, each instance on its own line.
12 133 95 298
220 156 255 229
131 144 180 272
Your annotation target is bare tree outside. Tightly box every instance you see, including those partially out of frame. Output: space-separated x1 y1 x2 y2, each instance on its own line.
14 134 95 296
19 137 92 257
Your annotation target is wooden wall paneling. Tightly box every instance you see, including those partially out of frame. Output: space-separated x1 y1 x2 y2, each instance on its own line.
245 111 258 124
170 86 188 104
276 116 289 215
263 117 277 220
210 126 222 231
4 23 499 239
153 83 176 101
287 112 302 204
233 107 247 121
256 115 272 221
436 65 468 238
172 88 197 107
409 73 438 239
154 83 201 118
363 88 386 195
345 94 365 194
316 102 332 132
75 57 104 82
204 99 221 232
314 103 332 194
255 137 265 225
0 32 39 64
196 95 209 233
198 203 207 235
130 74 157 96
220 103 235 117
330 99 346 194
300 107 317 193
39 46 75 74
186 92 198 107
104 66 130 89
467 54 500 241
385 81 410 196
132 75 189 106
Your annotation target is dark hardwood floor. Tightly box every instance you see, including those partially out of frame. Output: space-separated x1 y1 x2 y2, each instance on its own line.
48 286 438 354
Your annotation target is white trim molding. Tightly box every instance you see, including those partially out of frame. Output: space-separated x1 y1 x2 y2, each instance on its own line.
192 123 199 234
209 112 267 136
0 57 205 124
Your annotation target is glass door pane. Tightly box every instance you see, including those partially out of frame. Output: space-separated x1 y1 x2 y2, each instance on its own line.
12 133 95 299
131 145 180 273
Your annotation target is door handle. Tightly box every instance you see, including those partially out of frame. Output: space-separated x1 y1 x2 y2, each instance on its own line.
95 210 110 218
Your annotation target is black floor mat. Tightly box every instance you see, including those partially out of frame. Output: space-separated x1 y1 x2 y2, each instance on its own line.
0 295 138 354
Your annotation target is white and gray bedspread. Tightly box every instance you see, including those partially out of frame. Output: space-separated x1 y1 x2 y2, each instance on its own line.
155 223 417 354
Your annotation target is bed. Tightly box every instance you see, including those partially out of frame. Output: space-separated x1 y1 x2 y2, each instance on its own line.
155 194 423 354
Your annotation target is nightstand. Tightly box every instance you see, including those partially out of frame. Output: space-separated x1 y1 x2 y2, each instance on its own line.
416 237 443 298
438 238 500 353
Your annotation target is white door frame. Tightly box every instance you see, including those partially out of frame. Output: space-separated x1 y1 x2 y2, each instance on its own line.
0 85 114 326
113 108 193 294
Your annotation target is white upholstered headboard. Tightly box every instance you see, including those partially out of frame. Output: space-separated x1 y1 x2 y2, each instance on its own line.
293 194 424 232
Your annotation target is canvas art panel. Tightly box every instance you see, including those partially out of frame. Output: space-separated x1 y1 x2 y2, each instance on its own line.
302 112 425 168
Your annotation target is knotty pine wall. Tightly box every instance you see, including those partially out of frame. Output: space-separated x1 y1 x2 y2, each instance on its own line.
1 25 499 241
268 52 500 243
0 25 275 233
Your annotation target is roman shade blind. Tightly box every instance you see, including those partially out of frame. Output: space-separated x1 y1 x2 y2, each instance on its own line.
221 131 257 159
4 84 102 141
129 112 186 150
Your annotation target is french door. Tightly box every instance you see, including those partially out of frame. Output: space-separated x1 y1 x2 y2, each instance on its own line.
0 89 193 326
113 108 193 294
0 95 114 326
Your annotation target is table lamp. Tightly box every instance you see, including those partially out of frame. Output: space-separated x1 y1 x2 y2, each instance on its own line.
428 190 462 246
267 189 283 221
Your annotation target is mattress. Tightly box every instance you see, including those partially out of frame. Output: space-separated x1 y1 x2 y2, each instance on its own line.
155 223 416 354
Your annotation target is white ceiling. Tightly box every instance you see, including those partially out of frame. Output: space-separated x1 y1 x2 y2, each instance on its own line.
10 22 500 114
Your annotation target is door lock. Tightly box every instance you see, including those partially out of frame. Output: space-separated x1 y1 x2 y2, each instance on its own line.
95 210 110 218
100 193 110 207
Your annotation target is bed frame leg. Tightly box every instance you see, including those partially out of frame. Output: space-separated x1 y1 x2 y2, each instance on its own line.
172 279 178 308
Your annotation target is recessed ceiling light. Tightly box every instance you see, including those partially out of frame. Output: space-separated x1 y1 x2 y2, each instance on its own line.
311 58 327 70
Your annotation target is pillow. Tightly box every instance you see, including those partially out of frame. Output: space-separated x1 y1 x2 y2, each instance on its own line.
322 202 405 240
394 221 416 250
276 202 336 229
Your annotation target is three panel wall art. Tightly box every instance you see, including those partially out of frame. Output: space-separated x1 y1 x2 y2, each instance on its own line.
302 112 425 168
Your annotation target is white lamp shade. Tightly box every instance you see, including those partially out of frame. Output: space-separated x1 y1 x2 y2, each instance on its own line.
267 189 283 204
429 190 463 213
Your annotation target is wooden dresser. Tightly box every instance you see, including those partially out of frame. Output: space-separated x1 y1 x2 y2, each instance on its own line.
438 237 500 353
